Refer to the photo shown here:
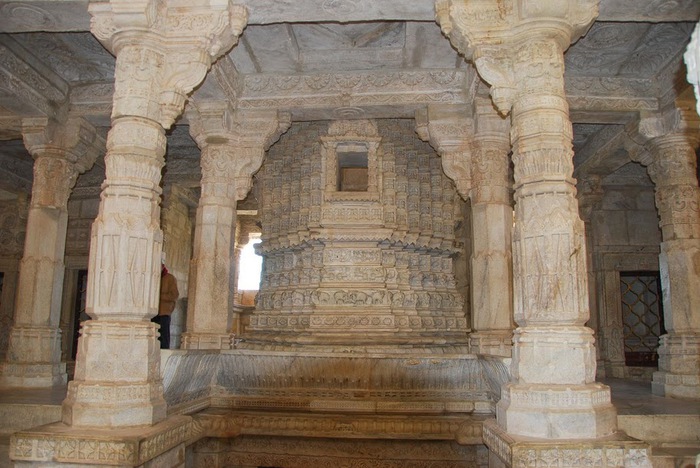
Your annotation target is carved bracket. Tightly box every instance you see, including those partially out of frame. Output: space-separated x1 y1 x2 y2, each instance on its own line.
90 0 248 128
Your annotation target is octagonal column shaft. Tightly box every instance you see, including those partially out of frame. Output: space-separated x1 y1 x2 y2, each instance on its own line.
0 117 101 388
643 133 700 399
62 0 248 427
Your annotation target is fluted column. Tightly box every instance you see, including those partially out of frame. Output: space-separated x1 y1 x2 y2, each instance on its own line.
631 109 700 399
62 0 247 427
0 117 102 388
438 0 621 445
182 104 289 349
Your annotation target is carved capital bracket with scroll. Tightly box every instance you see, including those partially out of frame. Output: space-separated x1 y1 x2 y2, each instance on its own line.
436 0 599 116
415 104 475 199
90 0 248 129
22 116 104 208
189 102 292 202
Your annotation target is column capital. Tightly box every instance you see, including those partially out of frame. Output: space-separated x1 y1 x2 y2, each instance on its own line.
415 105 475 199
436 0 599 115
634 106 700 147
189 106 291 201
627 108 700 185
89 0 248 128
577 175 604 222
22 117 103 168
21 116 104 208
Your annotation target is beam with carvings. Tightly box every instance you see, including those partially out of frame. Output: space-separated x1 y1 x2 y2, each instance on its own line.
68 72 660 123
573 124 634 179
1 0 698 32
0 35 69 120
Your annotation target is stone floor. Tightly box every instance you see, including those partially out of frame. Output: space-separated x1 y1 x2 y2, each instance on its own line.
0 378 698 467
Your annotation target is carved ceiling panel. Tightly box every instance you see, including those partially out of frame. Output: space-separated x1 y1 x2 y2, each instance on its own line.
0 3 696 197
566 22 695 77
11 32 114 84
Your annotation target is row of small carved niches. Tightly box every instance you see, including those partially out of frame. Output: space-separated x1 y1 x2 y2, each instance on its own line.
257 120 460 251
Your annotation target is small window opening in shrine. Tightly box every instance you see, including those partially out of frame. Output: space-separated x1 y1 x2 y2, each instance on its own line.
620 271 665 368
237 235 263 291
337 150 368 192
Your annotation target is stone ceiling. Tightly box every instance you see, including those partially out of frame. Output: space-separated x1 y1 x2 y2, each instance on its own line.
0 0 698 199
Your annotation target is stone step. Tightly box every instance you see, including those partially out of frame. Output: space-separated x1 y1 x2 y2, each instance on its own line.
618 414 700 447
0 402 61 436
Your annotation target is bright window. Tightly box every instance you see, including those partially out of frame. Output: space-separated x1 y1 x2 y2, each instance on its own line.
237 238 263 291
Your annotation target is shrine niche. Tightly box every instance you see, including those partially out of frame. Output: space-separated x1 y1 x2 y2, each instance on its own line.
240 119 470 351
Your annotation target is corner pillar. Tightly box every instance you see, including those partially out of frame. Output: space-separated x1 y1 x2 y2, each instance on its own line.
182 104 289 350
631 109 700 399
0 117 102 388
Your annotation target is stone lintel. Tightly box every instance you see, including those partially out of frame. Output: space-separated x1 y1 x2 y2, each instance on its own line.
68 73 659 124
10 415 194 466
573 125 631 178
1 0 698 33
483 419 653 468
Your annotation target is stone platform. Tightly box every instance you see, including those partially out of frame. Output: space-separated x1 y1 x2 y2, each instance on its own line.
1 357 699 467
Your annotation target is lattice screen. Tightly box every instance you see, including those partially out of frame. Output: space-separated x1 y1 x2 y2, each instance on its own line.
620 271 664 367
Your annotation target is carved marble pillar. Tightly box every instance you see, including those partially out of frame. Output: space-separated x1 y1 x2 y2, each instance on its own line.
577 176 606 378
468 100 513 357
438 0 625 451
182 105 289 349
631 110 700 399
0 117 101 388
417 102 513 357
62 0 247 427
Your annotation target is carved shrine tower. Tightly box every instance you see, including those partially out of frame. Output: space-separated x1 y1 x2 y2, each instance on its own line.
243 119 469 351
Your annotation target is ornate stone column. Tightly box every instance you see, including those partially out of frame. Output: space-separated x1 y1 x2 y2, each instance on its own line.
631 108 700 399
62 0 248 427
437 1 639 462
0 117 102 388
182 104 289 350
417 101 514 357
468 99 513 357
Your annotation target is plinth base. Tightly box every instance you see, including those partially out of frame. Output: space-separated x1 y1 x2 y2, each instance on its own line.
10 415 194 467
483 419 653 468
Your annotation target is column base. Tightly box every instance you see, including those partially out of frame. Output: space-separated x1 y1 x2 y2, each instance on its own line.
483 419 653 468
470 331 513 357
0 326 67 388
10 415 192 466
181 332 234 350
652 333 700 399
497 383 618 439
62 320 167 427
